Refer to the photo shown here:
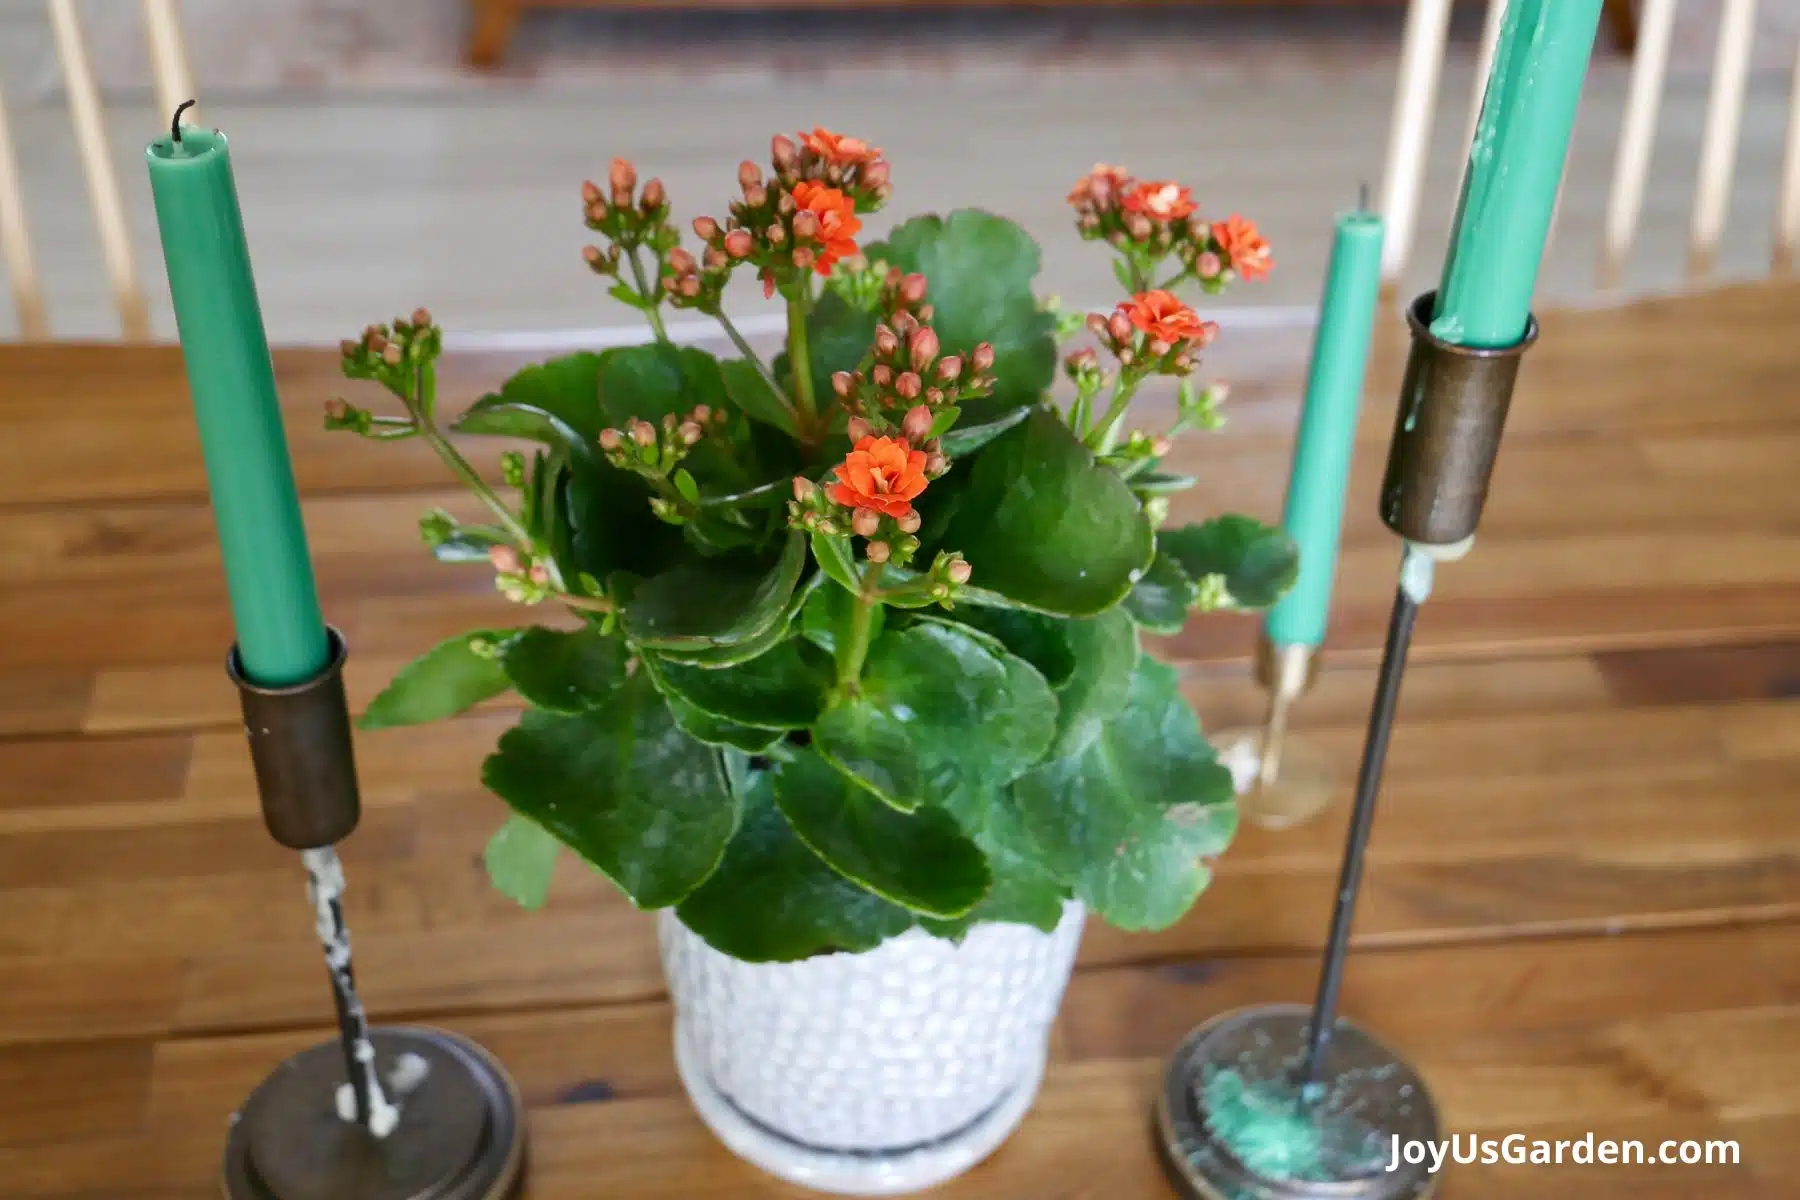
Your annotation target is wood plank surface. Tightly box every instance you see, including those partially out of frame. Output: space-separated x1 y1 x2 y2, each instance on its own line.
1 282 1796 1196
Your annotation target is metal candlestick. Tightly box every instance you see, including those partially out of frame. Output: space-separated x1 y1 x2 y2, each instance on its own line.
1215 638 1334 831
1156 293 1537 1199
220 628 526 1199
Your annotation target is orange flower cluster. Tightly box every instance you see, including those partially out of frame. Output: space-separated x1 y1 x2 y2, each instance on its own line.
1065 162 1271 287
1085 290 1217 377
784 128 892 212
828 436 930 520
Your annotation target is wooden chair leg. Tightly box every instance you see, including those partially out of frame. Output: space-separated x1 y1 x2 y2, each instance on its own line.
1603 0 1639 56
469 0 522 69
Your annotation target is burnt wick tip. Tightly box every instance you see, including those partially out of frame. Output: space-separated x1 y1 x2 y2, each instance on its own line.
172 100 196 143
1359 181 1371 213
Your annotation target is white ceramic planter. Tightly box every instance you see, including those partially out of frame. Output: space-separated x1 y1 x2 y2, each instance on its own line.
659 902 1087 1196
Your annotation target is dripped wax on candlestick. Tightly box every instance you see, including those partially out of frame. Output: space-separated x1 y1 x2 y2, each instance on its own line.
1199 1064 1390 1183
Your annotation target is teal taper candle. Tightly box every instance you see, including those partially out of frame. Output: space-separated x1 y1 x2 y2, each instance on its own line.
147 121 328 686
1264 208 1386 649
1432 0 1603 348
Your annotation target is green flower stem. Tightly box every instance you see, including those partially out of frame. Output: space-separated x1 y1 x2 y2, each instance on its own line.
626 246 671 343
716 309 796 424
786 284 820 440
1087 375 1144 454
838 560 885 688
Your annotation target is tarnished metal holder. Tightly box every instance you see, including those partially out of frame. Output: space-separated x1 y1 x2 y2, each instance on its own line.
1380 291 1539 547
227 627 361 850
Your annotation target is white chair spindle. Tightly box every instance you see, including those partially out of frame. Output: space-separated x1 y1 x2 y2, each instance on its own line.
1599 0 1679 288
1688 0 1758 281
1377 0 1454 289
141 0 199 130
0 85 47 339
1775 39 1800 275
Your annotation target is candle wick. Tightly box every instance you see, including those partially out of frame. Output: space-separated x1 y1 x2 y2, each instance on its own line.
171 99 196 144
1358 181 1371 213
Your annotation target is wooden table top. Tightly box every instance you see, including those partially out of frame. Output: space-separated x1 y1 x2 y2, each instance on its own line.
2 281 1797 1197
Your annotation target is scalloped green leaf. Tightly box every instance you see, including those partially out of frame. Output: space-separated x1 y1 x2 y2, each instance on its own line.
772 749 990 919
453 352 606 447
663 690 782 753
675 763 914 962
653 572 821 669
484 815 560 909
937 408 1154 616
1159 516 1299 611
922 787 1069 938
647 640 832 730
623 532 805 650
719 358 799 438
1123 549 1198 634
1013 657 1237 931
359 631 514 730
480 671 737 909
497 626 626 713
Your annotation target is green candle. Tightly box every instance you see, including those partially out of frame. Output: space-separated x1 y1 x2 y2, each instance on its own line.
1432 0 1603 347
147 124 329 686
1264 208 1385 650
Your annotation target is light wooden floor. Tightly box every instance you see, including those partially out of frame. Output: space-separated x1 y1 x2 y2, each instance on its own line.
2 281 1799 1195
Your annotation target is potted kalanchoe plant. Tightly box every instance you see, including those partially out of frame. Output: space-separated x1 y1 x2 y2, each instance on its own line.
329 131 1293 1194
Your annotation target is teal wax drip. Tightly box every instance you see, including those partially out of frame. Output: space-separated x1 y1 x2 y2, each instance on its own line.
1432 0 1604 348
1264 208 1385 649
1200 1064 1391 1184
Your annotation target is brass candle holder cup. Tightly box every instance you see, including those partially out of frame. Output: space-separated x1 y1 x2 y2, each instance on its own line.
220 628 526 1200
1156 292 1537 1200
1215 637 1334 832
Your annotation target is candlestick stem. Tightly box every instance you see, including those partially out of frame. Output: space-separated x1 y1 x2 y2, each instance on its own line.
1297 545 1433 1088
301 846 398 1137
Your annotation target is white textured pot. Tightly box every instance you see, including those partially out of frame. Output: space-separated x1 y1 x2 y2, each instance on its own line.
658 902 1087 1196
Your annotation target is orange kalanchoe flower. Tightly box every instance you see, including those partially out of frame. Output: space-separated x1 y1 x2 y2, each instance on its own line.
1211 215 1272 281
803 127 880 168
791 181 862 275
1122 181 1197 221
828 436 929 520
1067 163 1132 207
1121 290 1218 348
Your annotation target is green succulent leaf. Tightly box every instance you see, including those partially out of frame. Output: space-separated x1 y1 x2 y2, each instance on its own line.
595 342 729 429
623 531 806 650
1159 516 1300 611
483 814 561 909
922 787 1069 938
865 210 1057 413
939 404 1032 457
813 622 1056 813
944 607 1077 687
1046 609 1139 760
719 358 799 438
808 531 861 594
453 352 605 448
1013 657 1237 931
1132 469 1199 496
663 690 782 753
785 290 879 412
1122 550 1199 634
938 408 1155 616
652 572 820 669
496 626 626 713
429 524 512 564
360 631 515 730
647 640 832 730
772 749 990 919
675 763 914 962
480 672 738 909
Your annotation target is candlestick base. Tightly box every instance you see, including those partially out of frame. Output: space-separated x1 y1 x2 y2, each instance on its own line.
1153 1005 1439 1200
222 1026 526 1200
1216 727 1338 832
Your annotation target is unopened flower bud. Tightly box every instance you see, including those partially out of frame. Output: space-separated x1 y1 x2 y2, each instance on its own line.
609 157 637 196
745 185 769 209
337 339 358 357
792 247 815 271
902 405 933 441
694 215 721 242
935 356 963 382
873 325 899 357
793 476 816 501
764 222 784 245
1086 313 1108 337
680 421 703 444
863 161 890 187
411 308 432 329
1172 354 1194 373
585 201 608 224
1126 214 1153 240
1118 348 1136 367
724 229 753 258
324 398 350 421
926 387 944 406
581 180 601 206
529 563 551 586
777 192 797 216
1149 338 1171 357
489 544 522 575
366 330 387 352
851 509 880 537
1196 251 1223 279
739 160 763 190
871 364 893 388
847 416 873 442
971 343 995 373
662 412 678 432
599 428 623 450
630 420 656 447
896 372 923 400
704 247 728 270
641 178 666 210
909 327 939 370
1107 313 1134 343
679 277 701 298
669 248 697 275
1151 436 1173 457
897 511 922 534
382 344 403 367
691 405 712 423
792 210 821 240
925 451 948 475
583 244 605 268
831 371 855 398
865 540 891 564
1067 348 1099 373
946 559 973 585
899 273 927 304
771 134 798 170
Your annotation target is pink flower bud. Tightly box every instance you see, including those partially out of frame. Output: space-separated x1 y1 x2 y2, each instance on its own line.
679 277 701 298
694 215 721 242
771 134 799 170
599 428 623 450
897 511 922 534
739 160 763 190
641 177 666 210
609 157 637 196
691 404 712 423
871 365 893 387
324 398 350 421
776 192 797 216
895 372 923 400
925 451 948 475
585 201 608 224
1196 251 1223 279
908 327 939 370
792 247 815 271
873 325 899 357
1118 348 1136 367
1171 354 1194 373
529 563 551 585
1126 214 1153 240
723 229 753 258
680 421 703 444
663 413 679 431
582 245 604 267
1200 320 1220 345
847 417 873 442
662 277 678 294
792 210 821 241
581 180 601 206
704 247 728 270
935 356 963 382
1148 338 1171 357
1107 313 1134 344
832 372 854 398
946 559 972 585
902 405 933 441
382 344 403 367
764 222 785 245
1067 348 1099 372
489 544 522 574
865 540 891 564
411 307 433 329
1150 436 1173 457
1086 313 1108 337
971 343 995 373
630 420 656 447
745 185 769 209
668 248 697 275
338 339 359 357
926 388 944 406
793 476 816 501
851 509 880 537
899 273 927 304
863 161 890 187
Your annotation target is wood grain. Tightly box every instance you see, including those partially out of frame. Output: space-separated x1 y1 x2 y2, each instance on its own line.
2 282 1797 1196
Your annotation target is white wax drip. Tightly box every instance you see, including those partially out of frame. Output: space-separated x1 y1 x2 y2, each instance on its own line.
302 847 401 1139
